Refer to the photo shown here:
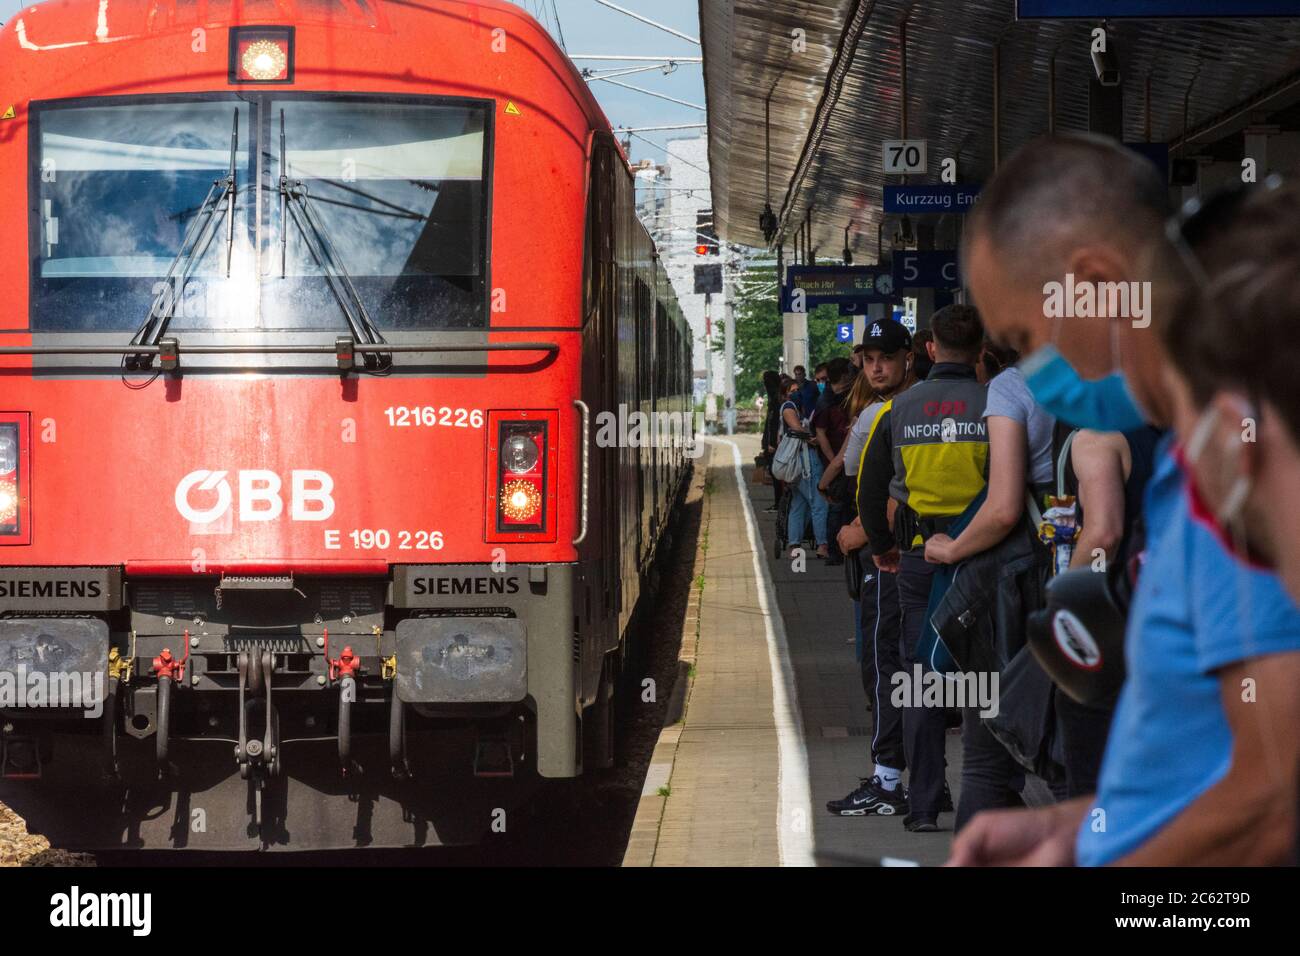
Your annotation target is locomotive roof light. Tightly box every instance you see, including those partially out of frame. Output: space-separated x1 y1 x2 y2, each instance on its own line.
230 27 295 84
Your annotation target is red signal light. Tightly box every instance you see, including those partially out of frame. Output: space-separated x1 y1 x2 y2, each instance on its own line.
695 244 710 256
486 411 558 542
230 27 295 84
496 422 546 532
0 415 30 545
500 478 543 524
0 475 16 528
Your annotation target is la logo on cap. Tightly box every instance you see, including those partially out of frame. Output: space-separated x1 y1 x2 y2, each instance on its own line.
870 324 882 337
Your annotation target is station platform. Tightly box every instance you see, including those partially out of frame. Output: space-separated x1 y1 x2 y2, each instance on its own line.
623 434 963 867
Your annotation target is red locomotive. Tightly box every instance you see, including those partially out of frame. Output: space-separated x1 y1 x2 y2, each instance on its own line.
0 0 693 849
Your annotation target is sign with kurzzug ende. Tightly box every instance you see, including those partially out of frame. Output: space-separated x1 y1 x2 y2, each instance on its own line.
883 184 981 214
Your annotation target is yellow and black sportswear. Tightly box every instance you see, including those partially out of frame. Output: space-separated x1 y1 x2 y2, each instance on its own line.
857 362 989 555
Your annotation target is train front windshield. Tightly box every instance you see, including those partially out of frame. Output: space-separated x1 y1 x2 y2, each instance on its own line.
30 95 490 334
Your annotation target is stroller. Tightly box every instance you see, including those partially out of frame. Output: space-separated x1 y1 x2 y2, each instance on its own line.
774 480 794 559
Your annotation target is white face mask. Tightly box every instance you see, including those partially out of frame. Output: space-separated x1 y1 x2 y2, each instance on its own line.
1182 398 1274 576
1185 403 1253 527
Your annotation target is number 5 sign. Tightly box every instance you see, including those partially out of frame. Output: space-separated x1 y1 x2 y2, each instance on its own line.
882 140 928 175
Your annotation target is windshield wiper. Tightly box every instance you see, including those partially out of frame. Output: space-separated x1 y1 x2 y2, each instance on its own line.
126 107 239 370
279 110 391 372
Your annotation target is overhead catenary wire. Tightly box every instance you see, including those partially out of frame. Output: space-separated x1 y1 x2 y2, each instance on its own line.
590 0 700 45
550 0 568 52
627 130 710 176
583 62 681 82
570 54 702 62
641 210 715 223
617 123 707 133
591 76 704 111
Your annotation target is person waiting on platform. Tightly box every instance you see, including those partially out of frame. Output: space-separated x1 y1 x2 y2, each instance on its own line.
812 357 858 566
949 135 1300 866
858 305 991 832
923 345 1058 829
1050 424 1161 798
761 369 786 514
779 378 829 559
827 318 916 817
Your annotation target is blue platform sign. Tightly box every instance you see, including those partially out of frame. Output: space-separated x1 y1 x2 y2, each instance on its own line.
836 322 854 343
883 184 981 215
1018 1 1300 17
781 265 902 312
893 250 961 290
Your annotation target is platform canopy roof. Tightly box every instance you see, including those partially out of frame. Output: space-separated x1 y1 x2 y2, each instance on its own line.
701 1 1300 259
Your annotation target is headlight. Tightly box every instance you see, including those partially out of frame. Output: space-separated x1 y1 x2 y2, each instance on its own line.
503 433 539 474
0 433 15 474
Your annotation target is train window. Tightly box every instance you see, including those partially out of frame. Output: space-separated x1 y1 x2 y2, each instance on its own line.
30 99 256 332
29 95 489 335
262 97 488 332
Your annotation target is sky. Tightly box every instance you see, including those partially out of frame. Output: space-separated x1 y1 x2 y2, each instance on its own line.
0 0 707 164
532 0 706 163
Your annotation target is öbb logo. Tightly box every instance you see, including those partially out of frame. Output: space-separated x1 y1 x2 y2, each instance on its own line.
175 470 335 523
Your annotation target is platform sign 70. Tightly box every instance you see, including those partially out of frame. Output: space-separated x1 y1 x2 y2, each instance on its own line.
882 140 928 175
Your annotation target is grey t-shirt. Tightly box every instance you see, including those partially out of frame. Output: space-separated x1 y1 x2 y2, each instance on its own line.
985 367 1056 485
844 399 887 478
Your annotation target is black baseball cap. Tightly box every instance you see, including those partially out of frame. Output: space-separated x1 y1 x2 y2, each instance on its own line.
861 318 912 355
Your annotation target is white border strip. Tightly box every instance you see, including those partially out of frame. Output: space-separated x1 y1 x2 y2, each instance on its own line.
710 437 815 866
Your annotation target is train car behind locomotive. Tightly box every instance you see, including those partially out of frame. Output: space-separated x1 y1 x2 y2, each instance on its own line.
0 0 693 849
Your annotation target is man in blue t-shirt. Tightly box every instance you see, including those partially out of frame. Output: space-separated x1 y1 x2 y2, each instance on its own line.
947 134 1300 866
1074 438 1300 864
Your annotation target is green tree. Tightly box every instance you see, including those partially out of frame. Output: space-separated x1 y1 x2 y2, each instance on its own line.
714 267 851 402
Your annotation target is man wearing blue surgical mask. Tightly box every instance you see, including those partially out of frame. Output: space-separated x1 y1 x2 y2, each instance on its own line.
948 134 1300 866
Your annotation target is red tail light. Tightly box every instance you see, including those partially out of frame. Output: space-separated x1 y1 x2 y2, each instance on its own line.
486 411 558 542
0 415 30 545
